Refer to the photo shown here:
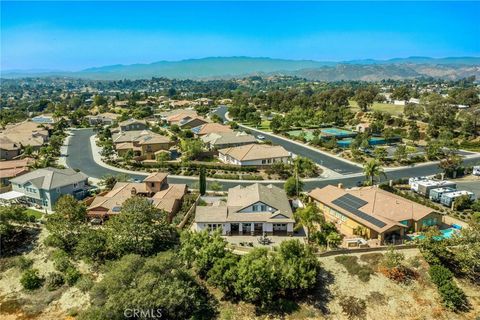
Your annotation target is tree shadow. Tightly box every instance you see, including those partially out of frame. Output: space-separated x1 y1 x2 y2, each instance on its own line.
302 266 335 315
0 226 41 257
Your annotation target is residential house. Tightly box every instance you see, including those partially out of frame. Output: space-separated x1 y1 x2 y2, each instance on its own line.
201 131 257 150
194 183 295 236
86 112 119 126
191 123 233 137
0 121 50 159
309 185 442 244
0 158 33 189
10 167 89 211
218 143 291 166
31 114 56 124
87 172 187 222
0 136 22 160
163 109 199 125
118 118 148 131
178 116 209 129
113 130 171 160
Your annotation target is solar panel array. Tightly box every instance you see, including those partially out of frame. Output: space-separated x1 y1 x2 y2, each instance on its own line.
332 194 387 228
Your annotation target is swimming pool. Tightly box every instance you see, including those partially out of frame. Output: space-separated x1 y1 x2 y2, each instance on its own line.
410 228 459 241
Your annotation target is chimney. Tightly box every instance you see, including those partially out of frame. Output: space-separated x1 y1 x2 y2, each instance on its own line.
389 180 393 187
338 183 344 189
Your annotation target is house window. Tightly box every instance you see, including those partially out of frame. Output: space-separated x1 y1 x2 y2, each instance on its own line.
262 160 266 164
252 205 259 212
261 205 266 211
400 220 409 226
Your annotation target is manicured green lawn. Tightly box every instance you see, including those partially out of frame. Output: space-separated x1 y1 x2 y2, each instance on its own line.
242 120 272 131
349 100 405 116
24 208 43 219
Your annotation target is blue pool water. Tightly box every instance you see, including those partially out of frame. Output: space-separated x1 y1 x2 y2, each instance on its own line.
411 228 459 241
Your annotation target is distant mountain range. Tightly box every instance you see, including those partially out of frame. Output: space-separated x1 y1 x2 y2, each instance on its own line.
2 56 480 81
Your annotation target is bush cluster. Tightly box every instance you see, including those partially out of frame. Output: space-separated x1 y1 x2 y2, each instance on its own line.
20 268 44 291
428 264 467 311
334 255 374 282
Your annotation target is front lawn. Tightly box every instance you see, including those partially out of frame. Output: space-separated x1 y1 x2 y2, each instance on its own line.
24 209 43 219
349 100 405 116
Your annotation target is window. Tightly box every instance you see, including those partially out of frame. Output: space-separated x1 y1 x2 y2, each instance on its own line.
261 205 266 211
262 160 266 164
252 205 259 212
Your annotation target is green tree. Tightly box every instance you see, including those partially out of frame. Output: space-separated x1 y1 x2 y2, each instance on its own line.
155 151 171 166
207 252 239 296
234 248 278 306
180 139 204 160
276 240 320 291
354 87 378 112
284 176 303 197
393 145 408 163
75 229 108 264
373 147 388 162
105 197 176 257
80 253 216 320
45 195 87 252
438 153 463 178
99 173 129 190
199 167 206 195
408 121 421 144
294 203 324 243
179 231 228 278
363 159 386 186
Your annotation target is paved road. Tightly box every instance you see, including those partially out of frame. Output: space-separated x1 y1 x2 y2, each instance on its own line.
66 128 480 192
213 106 362 175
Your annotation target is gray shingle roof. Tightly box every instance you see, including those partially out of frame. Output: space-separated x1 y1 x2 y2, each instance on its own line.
10 167 88 190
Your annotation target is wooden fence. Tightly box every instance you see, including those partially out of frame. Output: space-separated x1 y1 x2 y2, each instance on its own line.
177 195 201 229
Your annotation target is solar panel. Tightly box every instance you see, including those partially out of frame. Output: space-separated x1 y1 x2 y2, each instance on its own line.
332 194 386 228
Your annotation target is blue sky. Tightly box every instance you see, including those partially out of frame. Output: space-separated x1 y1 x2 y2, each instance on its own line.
1 1 479 71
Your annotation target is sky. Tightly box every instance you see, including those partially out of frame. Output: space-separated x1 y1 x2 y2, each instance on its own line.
1 1 479 71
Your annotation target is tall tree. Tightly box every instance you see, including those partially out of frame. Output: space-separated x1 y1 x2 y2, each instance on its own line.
199 167 206 195
105 197 176 257
294 203 324 243
363 159 386 186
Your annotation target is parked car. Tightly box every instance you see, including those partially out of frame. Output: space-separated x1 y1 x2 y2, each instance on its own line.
257 135 265 140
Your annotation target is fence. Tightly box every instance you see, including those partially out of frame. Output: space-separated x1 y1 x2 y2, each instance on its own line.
315 243 418 258
176 194 201 229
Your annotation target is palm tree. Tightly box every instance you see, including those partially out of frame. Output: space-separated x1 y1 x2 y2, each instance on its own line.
326 232 342 250
294 203 324 243
363 159 386 186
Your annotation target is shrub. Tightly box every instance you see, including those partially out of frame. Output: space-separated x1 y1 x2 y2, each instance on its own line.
76 274 95 293
52 250 73 272
339 296 367 320
335 256 374 282
429 264 453 287
46 272 65 291
64 267 81 286
438 281 467 311
14 256 34 271
359 253 384 268
379 265 418 284
20 268 44 290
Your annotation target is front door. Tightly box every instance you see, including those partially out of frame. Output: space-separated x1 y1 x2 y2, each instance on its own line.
231 223 239 235
254 223 263 235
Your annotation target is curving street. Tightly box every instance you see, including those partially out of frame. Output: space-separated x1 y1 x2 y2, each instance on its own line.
65 128 480 191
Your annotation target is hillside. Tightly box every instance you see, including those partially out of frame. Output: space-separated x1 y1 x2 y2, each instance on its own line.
2 56 479 81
